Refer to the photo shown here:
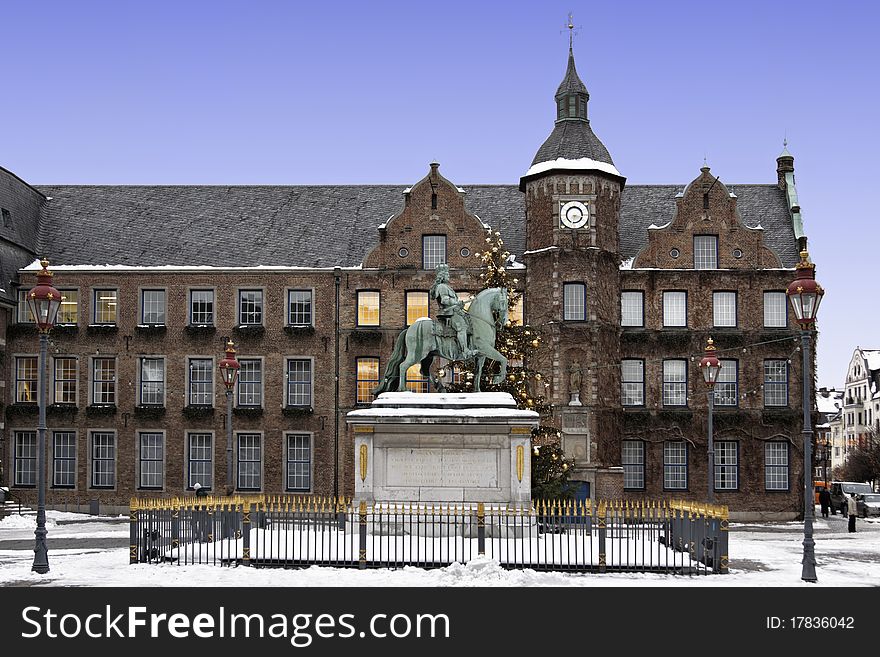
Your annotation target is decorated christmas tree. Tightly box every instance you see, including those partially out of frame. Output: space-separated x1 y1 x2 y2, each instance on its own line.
445 228 575 500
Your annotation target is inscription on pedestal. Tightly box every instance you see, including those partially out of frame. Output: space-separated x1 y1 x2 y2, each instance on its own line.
386 448 497 488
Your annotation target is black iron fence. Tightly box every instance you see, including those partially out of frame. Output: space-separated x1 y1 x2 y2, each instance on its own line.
130 496 729 575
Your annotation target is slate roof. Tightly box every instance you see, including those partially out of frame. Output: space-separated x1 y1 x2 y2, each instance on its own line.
555 49 588 98
34 183 798 268
530 121 616 168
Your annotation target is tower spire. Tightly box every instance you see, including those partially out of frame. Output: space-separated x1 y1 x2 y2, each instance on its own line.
568 13 574 51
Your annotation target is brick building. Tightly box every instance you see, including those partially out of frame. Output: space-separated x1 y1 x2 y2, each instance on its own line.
0 45 813 517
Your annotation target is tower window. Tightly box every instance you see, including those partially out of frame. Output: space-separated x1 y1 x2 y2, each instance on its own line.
569 96 576 117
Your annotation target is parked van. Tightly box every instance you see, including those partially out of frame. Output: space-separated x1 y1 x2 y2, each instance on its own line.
829 481 873 515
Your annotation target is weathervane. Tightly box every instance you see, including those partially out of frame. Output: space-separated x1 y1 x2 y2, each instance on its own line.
562 13 581 50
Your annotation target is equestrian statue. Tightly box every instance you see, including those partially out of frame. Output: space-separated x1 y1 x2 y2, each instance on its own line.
373 263 509 394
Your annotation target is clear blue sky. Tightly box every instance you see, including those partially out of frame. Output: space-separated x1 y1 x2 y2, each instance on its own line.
2 0 875 386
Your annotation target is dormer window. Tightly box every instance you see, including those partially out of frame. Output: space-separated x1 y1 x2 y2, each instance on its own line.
569 96 576 117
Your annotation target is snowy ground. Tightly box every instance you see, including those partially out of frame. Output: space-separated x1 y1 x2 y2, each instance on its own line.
1 509 878 587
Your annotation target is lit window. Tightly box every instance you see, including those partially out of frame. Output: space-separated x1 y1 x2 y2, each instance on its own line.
15 356 37 403
93 289 117 324
714 441 738 490
406 291 429 326
286 434 311 492
621 291 644 327
357 357 380 405
563 283 586 320
287 358 312 407
662 359 687 406
622 440 644 490
237 433 262 491
139 432 164 490
53 431 76 488
139 357 165 406
188 358 213 406
764 360 788 407
715 360 738 407
58 289 79 324
406 363 428 393
621 360 644 406
765 442 789 490
53 357 77 404
662 291 687 327
141 289 166 325
90 432 116 489
14 431 37 487
763 291 787 328
663 441 687 490
288 290 313 326
187 433 212 490
190 290 214 325
510 292 524 326
422 235 447 270
694 235 718 269
238 359 263 407
713 291 737 327
238 289 263 326
92 357 116 405
357 291 380 326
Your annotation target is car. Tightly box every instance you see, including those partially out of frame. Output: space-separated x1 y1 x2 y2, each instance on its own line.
829 481 874 515
856 493 880 518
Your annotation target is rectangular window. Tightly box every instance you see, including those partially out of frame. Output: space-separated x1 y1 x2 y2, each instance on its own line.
622 440 645 490
287 290 313 326
713 291 737 327
405 363 428 393
715 441 738 490
237 433 262 491
141 289 166 325
189 289 214 325
510 292 524 326
238 289 263 326
93 289 118 324
139 432 164 490
663 441 688 490
237 359 262 407
139 357 165 406
422 235 447 270
764 359 788 407
662 291 687 327
621 359 645 406
53 357 77 404
286 434 311 492
765 441 789 491
621 291 644 327
17 289 33 323
2 208 10 226
58 289 79 324
357 291 380 326
563 283 586 321
188 358 213 406
15 356 38 403
406 291 429 326
187 433 213 490
663 359 688 407
694 235 718 269
90 432 116 488
287 358 312 407
715 360 738 407
53 431 76 488
357 357 380 405
763 291 788 328
92 357 116 405
14 431 37 487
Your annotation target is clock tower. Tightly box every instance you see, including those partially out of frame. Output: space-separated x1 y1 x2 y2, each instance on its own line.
520 39 625 499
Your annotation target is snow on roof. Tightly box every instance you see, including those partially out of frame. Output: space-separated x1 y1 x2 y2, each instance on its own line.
647 222 671 230
816 392 843 415
524 157 622 179
620 257 634 270
864 350 880 371
523 246 559 256
23 259 362 273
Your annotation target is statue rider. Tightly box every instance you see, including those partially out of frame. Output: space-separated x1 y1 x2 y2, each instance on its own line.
429 264 476 359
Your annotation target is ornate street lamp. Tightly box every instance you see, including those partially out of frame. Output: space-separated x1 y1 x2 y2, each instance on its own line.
26 259 62 574
787 250 824 583
218 339 240 495
699 337 722 504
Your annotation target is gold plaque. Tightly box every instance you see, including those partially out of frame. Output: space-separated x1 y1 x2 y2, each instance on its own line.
510 426 531 435
516 445 524 482
359 444 368 481
353 425 374 433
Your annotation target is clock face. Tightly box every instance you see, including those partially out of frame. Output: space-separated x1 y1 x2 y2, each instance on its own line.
560 200 589 229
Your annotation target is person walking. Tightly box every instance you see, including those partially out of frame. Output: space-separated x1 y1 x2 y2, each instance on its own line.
847 492 858 533
819 487 831 518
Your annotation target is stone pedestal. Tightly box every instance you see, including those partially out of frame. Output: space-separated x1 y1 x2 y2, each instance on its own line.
347 392 539 506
